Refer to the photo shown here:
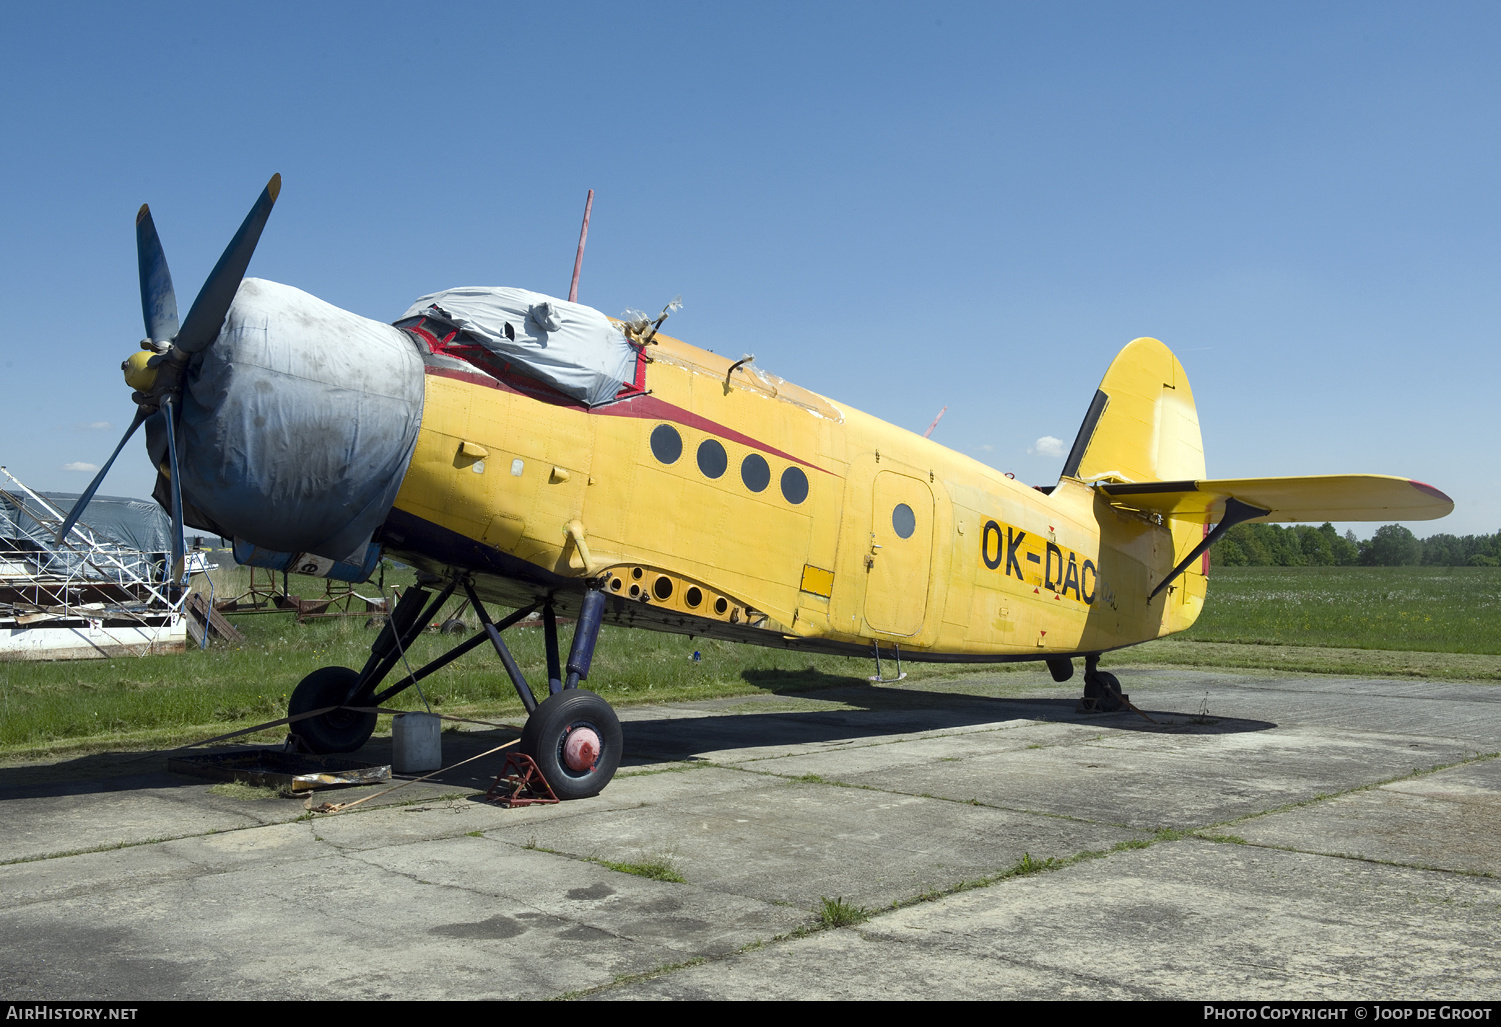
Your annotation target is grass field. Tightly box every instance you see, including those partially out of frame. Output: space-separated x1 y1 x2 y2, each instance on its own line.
1 563 1495 759
1179 565 1501 654
0 560 981 757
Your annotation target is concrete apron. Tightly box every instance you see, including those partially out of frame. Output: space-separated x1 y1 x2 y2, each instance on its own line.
1 667 1498 1000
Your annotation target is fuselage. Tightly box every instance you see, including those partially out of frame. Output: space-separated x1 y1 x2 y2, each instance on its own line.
383 326 1207 662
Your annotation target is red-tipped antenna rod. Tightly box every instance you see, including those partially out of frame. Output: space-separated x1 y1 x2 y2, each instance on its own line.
923 405 948 439
568 189 594 303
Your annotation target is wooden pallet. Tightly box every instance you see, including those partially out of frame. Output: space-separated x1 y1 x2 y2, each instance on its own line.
185 592 247 646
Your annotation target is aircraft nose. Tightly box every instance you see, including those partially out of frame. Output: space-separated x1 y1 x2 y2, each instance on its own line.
159 278 426 562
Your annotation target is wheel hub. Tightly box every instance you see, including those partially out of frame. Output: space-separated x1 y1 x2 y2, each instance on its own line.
563 726 601 772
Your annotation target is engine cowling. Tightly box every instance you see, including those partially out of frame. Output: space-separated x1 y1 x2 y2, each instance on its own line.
146 278 425 563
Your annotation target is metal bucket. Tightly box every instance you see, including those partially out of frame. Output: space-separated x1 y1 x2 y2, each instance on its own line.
392 712 442 773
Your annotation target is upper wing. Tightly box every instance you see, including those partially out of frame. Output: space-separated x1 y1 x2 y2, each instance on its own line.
1096 475 1453 524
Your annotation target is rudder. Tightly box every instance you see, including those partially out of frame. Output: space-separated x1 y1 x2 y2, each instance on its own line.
1061 337 1205 485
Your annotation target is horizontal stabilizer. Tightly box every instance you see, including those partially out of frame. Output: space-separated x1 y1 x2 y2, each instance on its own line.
1097 475 1453 524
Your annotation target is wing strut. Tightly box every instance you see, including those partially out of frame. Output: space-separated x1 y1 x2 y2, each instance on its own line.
1148 497 1269 601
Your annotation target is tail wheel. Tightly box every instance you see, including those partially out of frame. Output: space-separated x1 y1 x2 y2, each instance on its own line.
1098 672 1126 711
1084 670 1127 713
288 666 377 754
519 689 623 800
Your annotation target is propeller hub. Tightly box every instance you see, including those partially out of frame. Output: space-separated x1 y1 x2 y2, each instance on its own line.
122 351 157 391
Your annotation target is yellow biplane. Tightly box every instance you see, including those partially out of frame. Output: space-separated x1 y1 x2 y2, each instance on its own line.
64 177 1453 798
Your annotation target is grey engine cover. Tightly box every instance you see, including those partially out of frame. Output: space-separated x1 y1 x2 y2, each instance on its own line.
155 278 425 561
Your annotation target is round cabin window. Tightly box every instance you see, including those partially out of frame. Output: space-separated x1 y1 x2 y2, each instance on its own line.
697 439 728 479
892 503 916 539
650 424 682 464
741 453 771 493
781 466 809 505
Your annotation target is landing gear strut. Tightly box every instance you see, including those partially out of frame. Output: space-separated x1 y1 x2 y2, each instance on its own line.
1078 653 1128 714
286 581 622 798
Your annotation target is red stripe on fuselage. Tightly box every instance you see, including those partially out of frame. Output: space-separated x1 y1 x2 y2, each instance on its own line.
422 365 831 474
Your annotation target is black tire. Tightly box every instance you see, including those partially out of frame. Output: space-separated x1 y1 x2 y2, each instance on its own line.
519 689 623 800
1083 670 1126 712
288 666 377 754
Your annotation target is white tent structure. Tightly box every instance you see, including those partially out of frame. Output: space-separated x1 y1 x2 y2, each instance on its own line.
0 467 186 660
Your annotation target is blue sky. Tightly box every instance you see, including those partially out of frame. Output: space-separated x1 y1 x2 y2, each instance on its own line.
2 2 1496 536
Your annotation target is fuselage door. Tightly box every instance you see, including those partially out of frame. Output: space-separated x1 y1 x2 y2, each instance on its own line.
863 470 933 637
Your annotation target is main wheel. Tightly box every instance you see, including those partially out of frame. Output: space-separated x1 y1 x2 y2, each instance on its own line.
288 666 377 754
519 689 623 800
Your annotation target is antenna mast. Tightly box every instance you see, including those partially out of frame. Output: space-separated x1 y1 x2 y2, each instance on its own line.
568 189 594 303
923 406 948 439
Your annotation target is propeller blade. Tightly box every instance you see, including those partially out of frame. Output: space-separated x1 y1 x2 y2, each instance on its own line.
160 397 186 584
135 204 179 343
55 407 151 543
174 173 282 354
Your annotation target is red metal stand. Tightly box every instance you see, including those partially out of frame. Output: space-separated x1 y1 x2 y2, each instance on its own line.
485 753 559 807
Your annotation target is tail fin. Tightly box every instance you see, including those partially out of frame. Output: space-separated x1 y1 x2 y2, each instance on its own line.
1062 338 1212 626
1069 338 1453 610
1068 337 1454 523
1062 337 1205 484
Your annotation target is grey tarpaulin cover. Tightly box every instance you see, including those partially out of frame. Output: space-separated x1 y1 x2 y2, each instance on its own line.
1 493 171 554
400 287 636 407
150 278 426 562
0 492 169 580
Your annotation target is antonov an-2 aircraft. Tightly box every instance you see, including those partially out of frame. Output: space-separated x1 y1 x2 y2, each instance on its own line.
64 176 1453 799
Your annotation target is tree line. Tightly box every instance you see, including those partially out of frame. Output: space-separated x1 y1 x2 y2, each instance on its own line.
1209 522 1501 567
